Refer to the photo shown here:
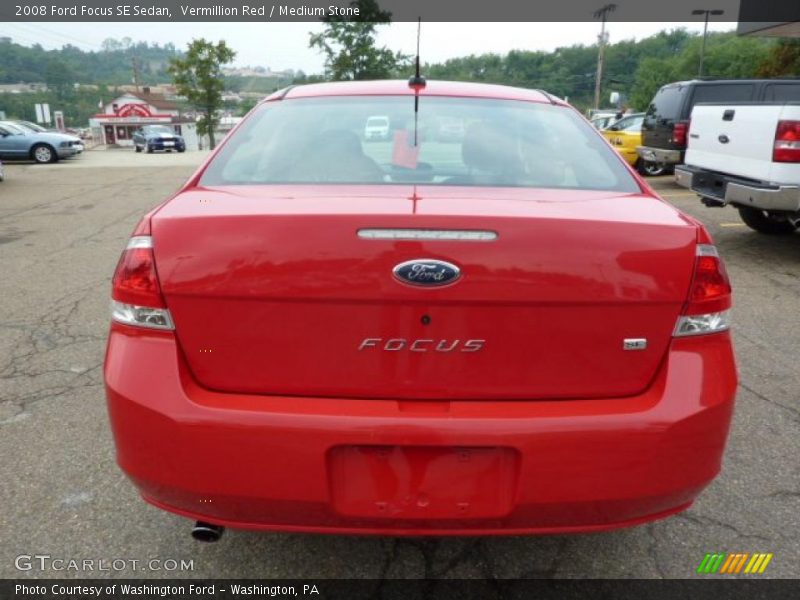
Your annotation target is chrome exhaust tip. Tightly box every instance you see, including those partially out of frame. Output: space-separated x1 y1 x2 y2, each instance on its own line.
191 521 224 543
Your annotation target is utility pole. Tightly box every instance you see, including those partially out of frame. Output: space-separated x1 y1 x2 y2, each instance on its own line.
593 4 616 111
131 56 141 92
692 9 724 77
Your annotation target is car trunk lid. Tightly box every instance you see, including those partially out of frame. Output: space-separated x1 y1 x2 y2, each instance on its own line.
152 185 696 400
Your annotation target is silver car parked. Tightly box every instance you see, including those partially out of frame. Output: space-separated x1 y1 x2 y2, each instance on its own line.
0 121 82 164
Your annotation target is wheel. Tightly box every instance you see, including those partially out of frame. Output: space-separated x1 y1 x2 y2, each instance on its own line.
177 148 186 153
637 160 666 177
737 207 799 235
31 144 56 164
146 146 154 154
135 145 142 153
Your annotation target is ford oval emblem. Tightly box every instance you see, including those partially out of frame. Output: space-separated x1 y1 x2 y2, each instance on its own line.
393 259 461 287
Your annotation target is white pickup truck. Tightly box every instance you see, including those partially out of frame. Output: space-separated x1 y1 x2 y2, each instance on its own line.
675 103 800 234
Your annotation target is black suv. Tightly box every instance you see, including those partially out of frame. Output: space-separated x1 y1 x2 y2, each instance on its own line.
636 79 800 174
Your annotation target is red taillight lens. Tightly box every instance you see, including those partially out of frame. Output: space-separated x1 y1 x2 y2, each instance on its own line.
685 245 732 316
111 236 166 308
773 120 800 163
674 244 732 336
672 121 689 146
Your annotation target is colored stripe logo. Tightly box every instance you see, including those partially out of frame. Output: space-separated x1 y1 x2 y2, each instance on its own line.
697 553 773 574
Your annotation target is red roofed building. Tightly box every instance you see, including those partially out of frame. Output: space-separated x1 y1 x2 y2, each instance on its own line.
89 88 199 150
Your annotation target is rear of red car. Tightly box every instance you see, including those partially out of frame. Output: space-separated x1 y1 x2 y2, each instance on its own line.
104 81 736 536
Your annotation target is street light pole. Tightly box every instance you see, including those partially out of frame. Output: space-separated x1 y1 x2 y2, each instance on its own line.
593 4 616 111
692 8 724 77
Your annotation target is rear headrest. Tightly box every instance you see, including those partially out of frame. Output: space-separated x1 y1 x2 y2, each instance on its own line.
314 129 364 156
461 122 522 173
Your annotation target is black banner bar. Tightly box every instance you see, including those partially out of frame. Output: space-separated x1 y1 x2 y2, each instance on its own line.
2 579 799 600
1 0 800 22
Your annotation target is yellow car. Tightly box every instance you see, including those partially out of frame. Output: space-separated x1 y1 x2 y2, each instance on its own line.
601 113 665 176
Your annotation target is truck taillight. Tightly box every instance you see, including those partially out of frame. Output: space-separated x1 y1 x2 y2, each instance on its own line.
674 244 732 337
773 120 800 163
110 235 173 330
672 121 689 146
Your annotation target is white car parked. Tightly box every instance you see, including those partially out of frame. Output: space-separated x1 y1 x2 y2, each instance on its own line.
363 115 390 141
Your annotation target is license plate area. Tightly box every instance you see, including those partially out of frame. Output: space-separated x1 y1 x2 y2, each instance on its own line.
328 445 519 519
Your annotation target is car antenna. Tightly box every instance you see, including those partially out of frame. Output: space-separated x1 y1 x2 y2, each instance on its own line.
408 17 426 147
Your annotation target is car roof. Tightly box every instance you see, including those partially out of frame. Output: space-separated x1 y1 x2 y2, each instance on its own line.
265 80 562 105
664 78 800 89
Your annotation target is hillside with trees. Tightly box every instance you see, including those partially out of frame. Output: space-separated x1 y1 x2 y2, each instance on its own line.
0 29 796 127
0 37 179 86
425 29 781 111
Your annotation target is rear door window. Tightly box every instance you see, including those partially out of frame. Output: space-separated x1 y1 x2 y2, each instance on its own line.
763 83 800 102
689 84 755 108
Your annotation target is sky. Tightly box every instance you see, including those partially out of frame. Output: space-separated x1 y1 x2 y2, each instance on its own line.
0 21 735 74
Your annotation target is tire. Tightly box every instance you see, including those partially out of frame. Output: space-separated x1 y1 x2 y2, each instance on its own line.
31 144 56 164
146 146 154 154
637 160 666 177
737 207 799 235
177 148 186 153
135 145 142 153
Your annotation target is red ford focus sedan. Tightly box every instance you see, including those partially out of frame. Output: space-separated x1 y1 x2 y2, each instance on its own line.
104 80 737 540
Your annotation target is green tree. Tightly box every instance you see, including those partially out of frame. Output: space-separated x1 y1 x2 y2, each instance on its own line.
169 39 236 149
756 39 800 77
629 57 679 110
309 0 410 80
44 58 76 102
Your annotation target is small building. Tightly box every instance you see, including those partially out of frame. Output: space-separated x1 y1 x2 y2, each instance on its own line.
89 88 199 150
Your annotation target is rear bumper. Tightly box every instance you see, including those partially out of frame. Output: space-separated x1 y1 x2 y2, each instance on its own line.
637 146 683 165
676 165 800 212
104 324 737 535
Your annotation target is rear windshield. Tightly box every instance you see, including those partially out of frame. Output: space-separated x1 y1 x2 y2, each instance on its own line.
645 85 687 122
200 96 640 192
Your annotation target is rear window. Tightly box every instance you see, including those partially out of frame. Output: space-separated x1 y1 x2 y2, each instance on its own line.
645 85 687 122
763 83 800 102
612 115 644 131
200 96 640 193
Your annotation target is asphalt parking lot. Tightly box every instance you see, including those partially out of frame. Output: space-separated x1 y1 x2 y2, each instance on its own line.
0 150 798 581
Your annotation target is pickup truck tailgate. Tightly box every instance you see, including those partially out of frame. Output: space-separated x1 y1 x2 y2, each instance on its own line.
686 104 800 184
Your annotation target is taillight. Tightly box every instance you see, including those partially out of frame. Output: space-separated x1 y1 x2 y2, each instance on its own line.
110 235 173 330
773 120 800 163
672 121 689 146
674 243 732 337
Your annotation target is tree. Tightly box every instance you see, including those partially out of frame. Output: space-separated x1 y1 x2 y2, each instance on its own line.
169 39 236 149
309 0 410 81
757 40 800 77
44 59 75 101
629 57 679 110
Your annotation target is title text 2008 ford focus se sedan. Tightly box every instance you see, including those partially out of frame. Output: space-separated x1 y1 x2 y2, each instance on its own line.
104 80 736 540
